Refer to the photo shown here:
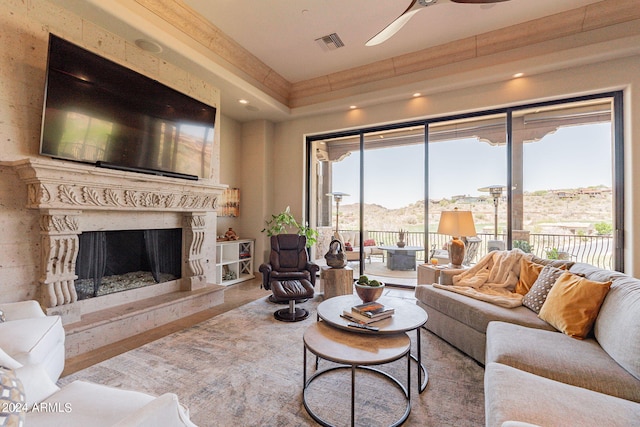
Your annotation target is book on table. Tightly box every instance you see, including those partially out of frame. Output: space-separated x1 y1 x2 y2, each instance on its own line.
351 301 395 318
341 309 392 324
341 301 395 324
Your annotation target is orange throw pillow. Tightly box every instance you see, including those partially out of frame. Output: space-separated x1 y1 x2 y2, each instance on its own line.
515 258 544 295
538 271 611 339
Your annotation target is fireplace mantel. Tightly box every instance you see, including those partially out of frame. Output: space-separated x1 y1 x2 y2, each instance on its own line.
6 158 226 321
8 158 225 212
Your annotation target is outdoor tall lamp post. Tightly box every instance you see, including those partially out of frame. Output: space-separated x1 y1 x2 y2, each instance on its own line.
326 192 349 235
478 185 506 240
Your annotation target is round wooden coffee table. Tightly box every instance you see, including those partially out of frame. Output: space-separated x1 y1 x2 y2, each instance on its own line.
317 294 429 393
303 321 411 427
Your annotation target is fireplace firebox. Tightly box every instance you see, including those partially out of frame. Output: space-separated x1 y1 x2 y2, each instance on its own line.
75 229 182 300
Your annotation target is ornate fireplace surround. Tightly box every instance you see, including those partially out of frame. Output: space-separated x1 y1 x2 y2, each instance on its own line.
9 158 226 323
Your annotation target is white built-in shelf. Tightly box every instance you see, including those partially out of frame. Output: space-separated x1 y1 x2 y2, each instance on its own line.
215 239 255 286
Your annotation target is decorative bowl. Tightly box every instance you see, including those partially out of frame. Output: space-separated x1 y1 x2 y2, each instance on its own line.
355 282 385 303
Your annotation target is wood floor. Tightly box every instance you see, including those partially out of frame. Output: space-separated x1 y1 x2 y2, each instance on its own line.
62 277 416 377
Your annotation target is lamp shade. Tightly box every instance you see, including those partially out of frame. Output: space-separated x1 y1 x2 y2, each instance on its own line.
437 209 477 238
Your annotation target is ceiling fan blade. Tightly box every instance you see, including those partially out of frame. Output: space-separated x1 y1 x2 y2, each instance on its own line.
366 0 424 47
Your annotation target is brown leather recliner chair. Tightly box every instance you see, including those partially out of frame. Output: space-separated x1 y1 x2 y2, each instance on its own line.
259 234 319 321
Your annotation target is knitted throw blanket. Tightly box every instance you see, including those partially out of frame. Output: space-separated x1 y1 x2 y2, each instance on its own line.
453 249 525 289
432 249 526 309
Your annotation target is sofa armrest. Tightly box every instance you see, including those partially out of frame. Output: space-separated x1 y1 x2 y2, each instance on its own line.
112 393 198 427
258 263 272 289
306 262 320 285
439 268 468 285
0 301 46 320
0 346 22 369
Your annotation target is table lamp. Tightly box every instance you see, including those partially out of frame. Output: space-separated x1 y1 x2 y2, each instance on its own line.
437 208 477 267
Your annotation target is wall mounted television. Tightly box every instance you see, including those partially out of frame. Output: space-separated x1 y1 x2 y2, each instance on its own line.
40 34 216 180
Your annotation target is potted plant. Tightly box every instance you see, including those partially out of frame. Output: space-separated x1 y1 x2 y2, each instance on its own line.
262 206 318 248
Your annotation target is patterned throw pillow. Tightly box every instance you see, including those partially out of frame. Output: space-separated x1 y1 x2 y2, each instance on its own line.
522 264 565 313
0 366 26 427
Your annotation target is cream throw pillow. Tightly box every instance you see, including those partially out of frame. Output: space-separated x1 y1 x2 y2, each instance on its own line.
538 272 611 339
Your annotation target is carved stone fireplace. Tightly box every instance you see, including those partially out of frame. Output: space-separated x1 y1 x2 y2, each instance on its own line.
10 158 226 325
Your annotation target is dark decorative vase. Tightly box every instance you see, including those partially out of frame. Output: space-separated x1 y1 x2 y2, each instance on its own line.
324 239 347 268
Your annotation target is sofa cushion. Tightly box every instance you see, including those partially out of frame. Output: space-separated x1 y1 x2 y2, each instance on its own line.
538 272 611 339
415 285 554 335
486 322 640 402
592 272 640 381
529 255 574 269
485 362 640 427
522 264 564 313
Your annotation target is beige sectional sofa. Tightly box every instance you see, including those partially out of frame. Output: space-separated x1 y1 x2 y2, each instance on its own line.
415 259 640 427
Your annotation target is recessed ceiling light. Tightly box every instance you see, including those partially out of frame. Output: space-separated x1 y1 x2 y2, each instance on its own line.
412 93 422 97
349 105 357 109
512 72 524 78
134 39 163 54
238 99 249 104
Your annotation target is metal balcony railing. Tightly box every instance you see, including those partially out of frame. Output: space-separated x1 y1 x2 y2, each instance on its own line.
341 229 613 269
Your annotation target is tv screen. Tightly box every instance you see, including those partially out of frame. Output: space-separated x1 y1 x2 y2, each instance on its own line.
40 34 216 179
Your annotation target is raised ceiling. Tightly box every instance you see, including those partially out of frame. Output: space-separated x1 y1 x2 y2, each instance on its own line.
182 0 602 83
53 0 640 121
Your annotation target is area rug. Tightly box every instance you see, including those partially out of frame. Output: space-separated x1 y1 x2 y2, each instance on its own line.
59 295 485 426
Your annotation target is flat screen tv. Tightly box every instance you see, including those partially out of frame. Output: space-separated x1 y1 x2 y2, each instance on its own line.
40 34 216 180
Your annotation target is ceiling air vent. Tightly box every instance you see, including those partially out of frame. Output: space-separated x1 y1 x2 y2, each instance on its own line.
315 33 345 52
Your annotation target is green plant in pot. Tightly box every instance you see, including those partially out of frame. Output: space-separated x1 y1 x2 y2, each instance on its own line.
355 275 385 303
261 206 318 248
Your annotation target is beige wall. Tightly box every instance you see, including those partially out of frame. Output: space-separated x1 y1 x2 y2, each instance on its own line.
260 55 640 276
217 114 241 237
0 0 221 303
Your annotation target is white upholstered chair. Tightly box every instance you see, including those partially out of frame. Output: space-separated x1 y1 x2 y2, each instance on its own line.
0 300 198 426
0 300 65 381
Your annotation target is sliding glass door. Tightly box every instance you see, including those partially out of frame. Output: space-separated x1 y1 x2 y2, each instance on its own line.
427 114 508 265
307 91 624 285
361 126 425 284
511 98 617 268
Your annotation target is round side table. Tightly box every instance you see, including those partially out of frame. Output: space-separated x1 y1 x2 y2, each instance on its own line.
317 294 429 393
303 321 411 427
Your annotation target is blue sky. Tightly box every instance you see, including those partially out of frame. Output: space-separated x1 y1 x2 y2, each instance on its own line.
332 123 612 209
